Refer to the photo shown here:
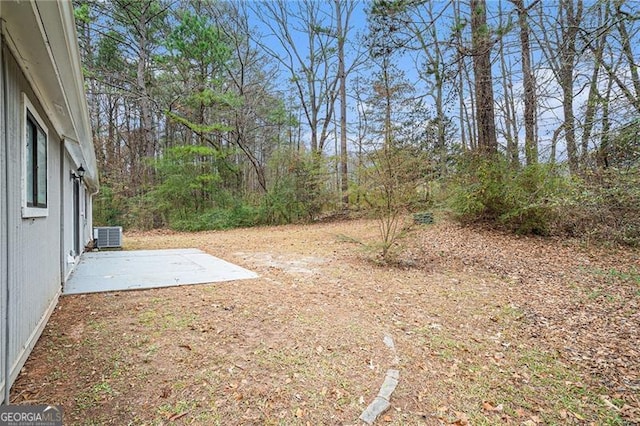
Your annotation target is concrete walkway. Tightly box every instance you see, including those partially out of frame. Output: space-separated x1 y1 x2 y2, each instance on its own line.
63 249 258 295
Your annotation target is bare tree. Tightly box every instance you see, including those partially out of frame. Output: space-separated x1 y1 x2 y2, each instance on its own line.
251 0 340 156
580 2 609 165
334 0 357 207
534 0 583 170
497 0 519 166
590 2 640 115
510 0 538 165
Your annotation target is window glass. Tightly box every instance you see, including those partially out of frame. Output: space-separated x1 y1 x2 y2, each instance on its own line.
25 107 47 211
26 118 34 206
36 127 47 206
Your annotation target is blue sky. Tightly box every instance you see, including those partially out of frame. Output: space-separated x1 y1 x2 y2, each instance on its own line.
245 0 640 161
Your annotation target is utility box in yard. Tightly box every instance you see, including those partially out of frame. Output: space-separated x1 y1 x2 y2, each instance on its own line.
93 226 123 249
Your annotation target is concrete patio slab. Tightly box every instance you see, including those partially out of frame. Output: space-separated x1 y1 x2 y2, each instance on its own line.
63 248 258 295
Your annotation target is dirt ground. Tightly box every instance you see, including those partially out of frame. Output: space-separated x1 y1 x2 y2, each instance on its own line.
11 218 640 425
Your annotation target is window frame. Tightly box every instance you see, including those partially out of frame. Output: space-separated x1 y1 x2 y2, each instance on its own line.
22 93 49 218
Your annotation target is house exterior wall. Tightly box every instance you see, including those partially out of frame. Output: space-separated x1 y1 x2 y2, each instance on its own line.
1 1 99 403
0 44 63 399
0 26 7 403
87 193 94 239
62 150 93 279
83 187 92 247
62 151 74 278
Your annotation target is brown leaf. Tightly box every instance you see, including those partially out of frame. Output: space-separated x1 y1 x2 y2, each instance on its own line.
452 411 469 425
482 401 504 412
482 401 496 411
530 415 542 423
168 411 188 422
160 386 171 398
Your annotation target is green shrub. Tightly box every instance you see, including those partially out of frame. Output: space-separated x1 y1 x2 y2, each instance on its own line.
125 192 163 230
553 168 640 246
355 145 428 260
259 149 333 224
500 163 569 234
447 154 640 245
170 203 260 232
447 155 568 235
258 181 301 225
93 184 124 226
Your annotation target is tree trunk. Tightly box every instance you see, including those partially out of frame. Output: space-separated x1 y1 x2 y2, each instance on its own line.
498 5 518 166
580 3 607 166
614 3 640 113
598 74 614 169
454 0 467 151
512 0 537 165
470 0 498 155
559 0 582 173
336 0 349 207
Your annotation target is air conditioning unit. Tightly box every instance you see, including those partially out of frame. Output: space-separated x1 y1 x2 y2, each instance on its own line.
93 226 123 249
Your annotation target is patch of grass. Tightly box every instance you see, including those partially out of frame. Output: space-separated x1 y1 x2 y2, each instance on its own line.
192 408 223 425
466 415 494 425
138 309 197 330
144 344 159 359
75 380 114 410
171 379 189 392
584 266 640 285
431 334 461 350
510 350 624 423
156 400 196 419
262 347 311 370
335 233 364 245
87 319 106 331
425 332 466 360
131 335 151 348
437 347 628 424
138 310 197 331
585 286 622 302
79 337 100 351
78 416 112 426
606 267 640 284
162 312 197 329
138 310 158 325
110 357 124 379
49 369 67 382
499 304 524 321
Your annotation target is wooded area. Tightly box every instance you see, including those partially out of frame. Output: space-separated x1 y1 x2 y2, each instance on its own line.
76 0 640 245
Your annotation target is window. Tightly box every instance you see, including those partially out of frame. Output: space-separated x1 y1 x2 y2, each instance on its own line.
22 94 48 217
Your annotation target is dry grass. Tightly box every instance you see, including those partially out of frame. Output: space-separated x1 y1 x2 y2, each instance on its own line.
11 218 640 425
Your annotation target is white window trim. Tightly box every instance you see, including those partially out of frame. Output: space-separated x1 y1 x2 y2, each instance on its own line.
22 93 49 218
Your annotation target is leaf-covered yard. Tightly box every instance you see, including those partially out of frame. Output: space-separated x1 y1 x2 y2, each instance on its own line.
11 219 640 425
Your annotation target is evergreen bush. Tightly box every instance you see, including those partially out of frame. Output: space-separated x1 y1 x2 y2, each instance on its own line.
447 155 568 235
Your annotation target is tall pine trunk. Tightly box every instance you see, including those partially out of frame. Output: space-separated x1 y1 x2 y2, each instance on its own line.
471 0 498 155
